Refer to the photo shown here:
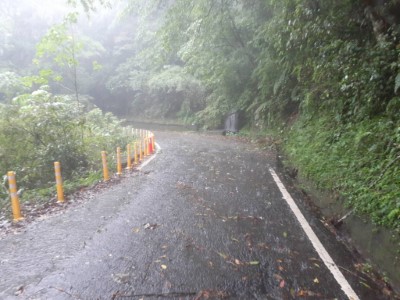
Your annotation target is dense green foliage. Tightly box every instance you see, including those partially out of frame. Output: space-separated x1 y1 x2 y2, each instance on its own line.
0 0 398 229
0 2 132 211
285 117 400 228
0 88 131 207
114 0 399 229
264 1 400 229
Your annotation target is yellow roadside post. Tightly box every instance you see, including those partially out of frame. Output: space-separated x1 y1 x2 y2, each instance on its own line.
7 171 23 221
117 147 122 175
54 162 65 203
101 151 110 181
144 138 148 156
127 144 132 169
134 142 138 164
139 141 143 161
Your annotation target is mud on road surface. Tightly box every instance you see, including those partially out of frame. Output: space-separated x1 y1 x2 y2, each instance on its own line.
0 131 396 299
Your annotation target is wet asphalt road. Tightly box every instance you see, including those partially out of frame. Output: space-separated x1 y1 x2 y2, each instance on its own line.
0 131 390 299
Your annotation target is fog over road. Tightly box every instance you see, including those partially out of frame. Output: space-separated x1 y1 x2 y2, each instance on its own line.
0 131 389 299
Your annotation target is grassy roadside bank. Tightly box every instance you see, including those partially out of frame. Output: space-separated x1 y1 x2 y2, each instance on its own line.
284 115 399 231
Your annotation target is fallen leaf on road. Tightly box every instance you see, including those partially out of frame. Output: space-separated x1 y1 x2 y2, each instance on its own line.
176 181 192 189
143 223 160 230
257 243 269 249
290 288 296 297
234 259 242 265
14 286 24 296
313 277 319 284
279 280 285 288
273 274 283 281
163 280 172 292
132 228 140 233
278 265 284 271
382 287 393 297
296 289 322 297
244 233 254 250
111 273 130 284
161 264 167 270
308 257 320 262
249 261 260 265
359 281 371 289
194 290 229 300
216 252 228 260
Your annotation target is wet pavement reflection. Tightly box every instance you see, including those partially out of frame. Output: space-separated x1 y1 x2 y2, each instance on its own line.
0 131 394 299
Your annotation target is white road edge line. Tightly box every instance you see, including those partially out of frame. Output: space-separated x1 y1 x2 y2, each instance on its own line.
268 167 359 300
137 142 162 171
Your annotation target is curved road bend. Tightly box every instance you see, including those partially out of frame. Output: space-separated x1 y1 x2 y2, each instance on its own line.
0 131 390 299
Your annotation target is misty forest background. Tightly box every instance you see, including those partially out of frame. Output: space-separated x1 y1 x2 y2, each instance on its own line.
0 0 399 231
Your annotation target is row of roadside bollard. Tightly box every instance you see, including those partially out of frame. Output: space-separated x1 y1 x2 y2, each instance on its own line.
101 130 155 181
6 129 156 222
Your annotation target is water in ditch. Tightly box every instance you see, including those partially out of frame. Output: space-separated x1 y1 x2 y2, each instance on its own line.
297 176 400 292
